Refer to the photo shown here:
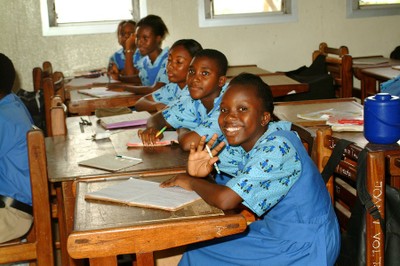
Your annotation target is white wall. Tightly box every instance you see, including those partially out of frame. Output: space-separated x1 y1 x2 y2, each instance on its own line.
1 0 399 91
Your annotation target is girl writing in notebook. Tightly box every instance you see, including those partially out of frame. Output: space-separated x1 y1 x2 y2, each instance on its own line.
108 14 170 94
160 73 340 265
134 39 203 113
138 49 228 151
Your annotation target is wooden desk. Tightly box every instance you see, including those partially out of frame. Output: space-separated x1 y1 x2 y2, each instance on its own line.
352 56 400 102
46 116 188 266
228 73 309 98
67 175 247 265
67 90 140 116
226 65 270 78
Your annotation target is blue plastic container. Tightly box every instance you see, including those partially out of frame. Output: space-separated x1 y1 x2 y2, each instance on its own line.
364 93 400 144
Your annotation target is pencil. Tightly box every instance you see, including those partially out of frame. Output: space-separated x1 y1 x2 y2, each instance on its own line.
205 145 221 174
155 126 167 138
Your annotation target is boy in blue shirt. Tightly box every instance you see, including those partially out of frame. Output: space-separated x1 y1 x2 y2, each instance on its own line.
0 53 35 243
139 49 228 151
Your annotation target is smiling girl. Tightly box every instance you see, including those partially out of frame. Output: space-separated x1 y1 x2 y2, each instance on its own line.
161 73 341 266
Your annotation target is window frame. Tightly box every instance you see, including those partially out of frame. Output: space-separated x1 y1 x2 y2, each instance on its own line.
347 0 400 18
39 0 148 36
198 0 298 28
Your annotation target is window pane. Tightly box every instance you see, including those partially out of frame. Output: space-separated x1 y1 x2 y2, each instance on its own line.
359 0 400 6
213 0 282 15
55 0 133 24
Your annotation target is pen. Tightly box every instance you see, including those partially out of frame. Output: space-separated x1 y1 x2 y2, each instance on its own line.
155 126 167 138
116 155 142 161
205 145 221 174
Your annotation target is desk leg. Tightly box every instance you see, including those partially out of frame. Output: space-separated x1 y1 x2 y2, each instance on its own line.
136 252 155 266
361 75 377 103
59 181 85 266
89 256 118 266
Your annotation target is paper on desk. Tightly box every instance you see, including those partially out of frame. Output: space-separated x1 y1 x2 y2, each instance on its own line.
85 178 201 211
78 87 134 98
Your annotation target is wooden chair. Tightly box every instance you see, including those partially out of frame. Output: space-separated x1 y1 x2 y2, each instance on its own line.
0 129 55 265
315 127 385 265
312 42 353 98
50 95 67 136
42 71 66 136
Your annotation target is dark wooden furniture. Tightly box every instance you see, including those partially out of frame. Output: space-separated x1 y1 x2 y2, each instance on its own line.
312 42 353 98
67 175 247 266
46 117 189 266
0 129 55 265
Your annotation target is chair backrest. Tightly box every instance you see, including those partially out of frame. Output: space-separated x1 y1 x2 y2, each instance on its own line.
0 129 55 265
291 123 314 156
50 95 67 136
315 127 385 265
42 71 66 136
312 42 353 98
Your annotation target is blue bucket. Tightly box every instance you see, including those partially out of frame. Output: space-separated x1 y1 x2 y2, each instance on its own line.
364 93 400 144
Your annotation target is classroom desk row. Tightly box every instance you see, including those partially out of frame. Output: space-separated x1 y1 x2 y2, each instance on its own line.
352 56 400 103
46 116 247 266
64 65 309 116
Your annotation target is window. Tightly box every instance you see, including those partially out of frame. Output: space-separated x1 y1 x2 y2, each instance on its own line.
39 0 147 36
347 0 400 18
198 0 297 28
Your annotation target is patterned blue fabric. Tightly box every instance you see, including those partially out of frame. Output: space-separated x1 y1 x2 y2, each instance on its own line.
109 48 125 71
134 47 169 86
152 83 190 105
0 94 34 206
162 84 228 141
179 128 340 266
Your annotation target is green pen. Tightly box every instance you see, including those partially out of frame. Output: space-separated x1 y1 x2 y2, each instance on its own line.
155 126 167 138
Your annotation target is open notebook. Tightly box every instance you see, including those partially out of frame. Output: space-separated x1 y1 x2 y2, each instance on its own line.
78 87 134 98
99 111 151 129
85 178 201 211
109 128 178 147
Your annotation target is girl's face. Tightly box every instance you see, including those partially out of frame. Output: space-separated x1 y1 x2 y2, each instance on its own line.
135 25 161 56
167 45 192 88
186 56 225 103
219 84 270 152
119 23 135 47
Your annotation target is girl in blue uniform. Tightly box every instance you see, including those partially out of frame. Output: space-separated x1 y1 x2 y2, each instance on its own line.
161 73 341 265
109 15 170 95
108 20 136 81
134 39 203 113
139 49 228 151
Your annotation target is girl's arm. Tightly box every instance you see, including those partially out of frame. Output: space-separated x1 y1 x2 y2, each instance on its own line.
138 111 171 144
160 173 242 211
177 129 202 151
135 93 167 112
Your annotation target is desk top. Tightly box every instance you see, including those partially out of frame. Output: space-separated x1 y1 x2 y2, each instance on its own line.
361 66 400 80
67 175 247 260
45 116 188 183
226 65 270 78
273 98 369 147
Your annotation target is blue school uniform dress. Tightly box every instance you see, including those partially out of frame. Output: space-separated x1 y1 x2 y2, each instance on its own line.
109 48 125 71
162 84 228 141
152 83 190 105
179 122 340 266
134 48 169 86
0 93 34 206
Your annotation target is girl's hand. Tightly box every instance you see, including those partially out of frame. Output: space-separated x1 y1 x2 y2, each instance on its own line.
125 33 136 51
159 173 193 191
187 134 225 177
107 63 119 81
138 127 163 145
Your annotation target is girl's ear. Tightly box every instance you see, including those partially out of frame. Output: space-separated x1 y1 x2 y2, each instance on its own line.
261 112 271 126
218 75 227 88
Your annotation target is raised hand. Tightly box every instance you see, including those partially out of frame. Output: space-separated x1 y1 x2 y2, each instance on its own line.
187 134 225 177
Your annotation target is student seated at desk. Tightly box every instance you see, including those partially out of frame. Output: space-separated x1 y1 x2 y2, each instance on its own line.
135 39 203 112
108 20 137 81
139 49 228 151
0 53 34 243
108 14 170 95
161 73 340 266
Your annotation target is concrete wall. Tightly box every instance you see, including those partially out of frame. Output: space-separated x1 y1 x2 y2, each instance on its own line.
1 0 399 90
